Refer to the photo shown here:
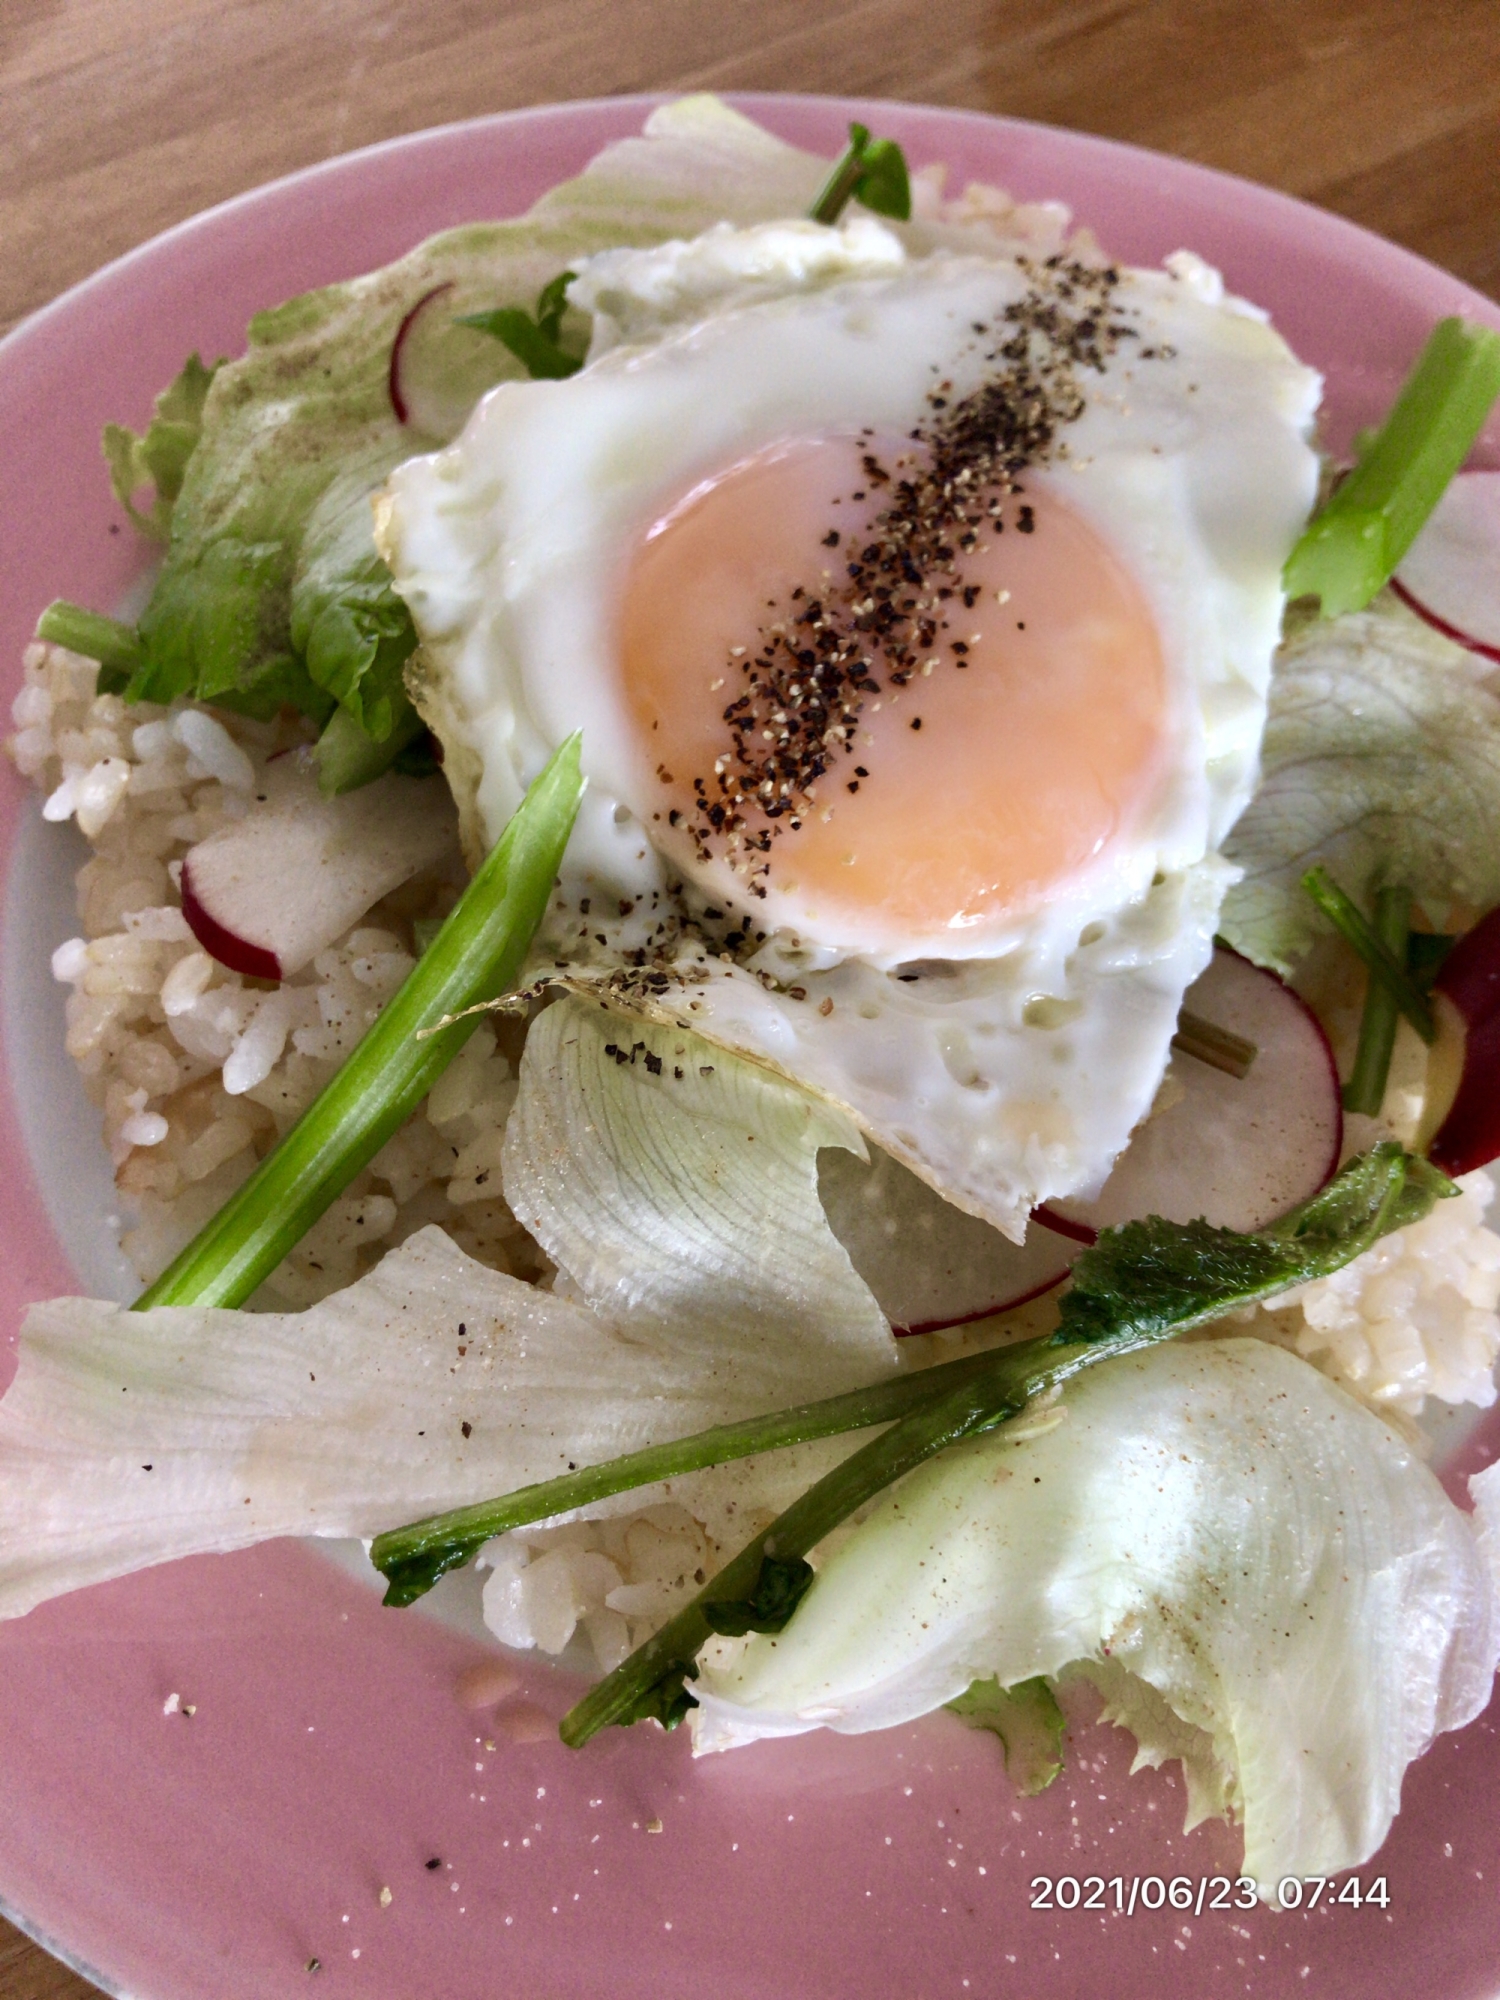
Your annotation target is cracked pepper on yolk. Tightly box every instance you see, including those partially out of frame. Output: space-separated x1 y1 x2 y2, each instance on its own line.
620 434 1171 940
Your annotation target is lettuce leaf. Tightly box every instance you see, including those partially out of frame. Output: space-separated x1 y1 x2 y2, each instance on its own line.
692 1336 1499 1892
102 99 882 758
0 1224 859 1623
1221 594 1500 972
500 995 896 1391
946 1675 1065 1795
101 351 218 542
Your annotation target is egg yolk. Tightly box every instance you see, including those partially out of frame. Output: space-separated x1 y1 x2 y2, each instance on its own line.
619 435 1169 937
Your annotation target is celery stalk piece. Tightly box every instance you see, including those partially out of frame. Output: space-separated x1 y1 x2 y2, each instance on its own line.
133 734 584 1311
1342 886 1412 1116
35 600 142 680
1301 865 1435 1044
1284 317 1500 617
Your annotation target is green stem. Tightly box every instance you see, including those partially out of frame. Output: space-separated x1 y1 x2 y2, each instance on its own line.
1301 865 1435 1043
558 1144 1446 1747
1284 316 1500 616
560 1348 1059 1747
133 735 584 1309
809 134 870 226
371 1347 1015 1605
35 600 141 676
1172 1007 1256 1079
1343 887 1412 1116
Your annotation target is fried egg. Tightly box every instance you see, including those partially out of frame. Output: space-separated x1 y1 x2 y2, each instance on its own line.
377 221 1320 1237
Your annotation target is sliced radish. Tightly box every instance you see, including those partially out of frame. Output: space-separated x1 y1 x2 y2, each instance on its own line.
1036 947 1342 1240
180 761 457 982
388 282 519 442
819 1145 1077 1336
1428 905 1500 1175
1393 469 1500 664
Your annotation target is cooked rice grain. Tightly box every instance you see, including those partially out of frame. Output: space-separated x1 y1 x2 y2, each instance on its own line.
8 644 542 1305
1254 1170 1500 1415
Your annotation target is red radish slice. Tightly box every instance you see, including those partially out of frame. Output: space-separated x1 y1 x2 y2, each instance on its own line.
1428 905 1500 1175
180 762 457 982
1393 469 1500 665
819 1145 1077 1336
389 285 452 425
1037 947 1342 1240
388 282 520 442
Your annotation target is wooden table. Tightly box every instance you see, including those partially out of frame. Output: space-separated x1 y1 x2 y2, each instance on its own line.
1 1 1497 1992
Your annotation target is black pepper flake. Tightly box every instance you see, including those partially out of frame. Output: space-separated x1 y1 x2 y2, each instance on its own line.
910 717 923 730
822 529 840 546
461 1421 472 1439
426 1858 442 1871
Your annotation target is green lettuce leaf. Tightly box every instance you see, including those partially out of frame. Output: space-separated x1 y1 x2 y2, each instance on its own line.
499 994 896 1388
1221 594 1500 972
107 99 852 761
946 1675 1065 1795
692 1335 1499 1893
102 351 219 541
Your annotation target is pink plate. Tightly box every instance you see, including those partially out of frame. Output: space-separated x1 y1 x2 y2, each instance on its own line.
3 94 1500 2000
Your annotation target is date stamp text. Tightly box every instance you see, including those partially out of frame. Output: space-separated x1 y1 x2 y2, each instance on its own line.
1029 1874 1390 1914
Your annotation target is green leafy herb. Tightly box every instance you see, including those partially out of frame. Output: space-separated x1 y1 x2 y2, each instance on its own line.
1055 1141 1452 1349
562 1356 1033 1743
1284 317 1500 616
946 1676 1065 1796
1300 865 1436 1044
458 272 583 381
131 735 584 1311
632 1661 700 1732
1343 886 1412 1116
102 352 219 542
808 123 912 226
375 1147 1449 1621
554 1145 1448 1746
702 1552 815 1636
371 1346 1010 1605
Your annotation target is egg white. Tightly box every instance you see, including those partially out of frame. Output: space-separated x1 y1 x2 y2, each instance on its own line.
378 225 1320 1237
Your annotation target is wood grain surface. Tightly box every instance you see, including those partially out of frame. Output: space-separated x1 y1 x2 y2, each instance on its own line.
2 2 1498 1994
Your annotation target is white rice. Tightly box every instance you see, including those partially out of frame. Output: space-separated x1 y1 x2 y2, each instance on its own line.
7 643 543 1306
1252 1170 1500 1417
